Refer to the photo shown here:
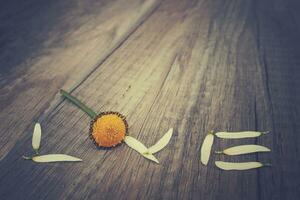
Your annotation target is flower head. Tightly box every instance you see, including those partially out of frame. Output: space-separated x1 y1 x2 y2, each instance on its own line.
90 112 128 147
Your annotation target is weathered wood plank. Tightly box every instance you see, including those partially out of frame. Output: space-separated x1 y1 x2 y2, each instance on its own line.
0 0 299 199
1 0 256 199
0 0 160 159
253 1 300 199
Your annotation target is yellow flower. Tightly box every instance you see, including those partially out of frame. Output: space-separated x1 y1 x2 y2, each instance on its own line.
90 112 128 147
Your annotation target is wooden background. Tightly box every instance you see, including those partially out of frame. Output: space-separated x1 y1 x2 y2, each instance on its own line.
0 0 299 199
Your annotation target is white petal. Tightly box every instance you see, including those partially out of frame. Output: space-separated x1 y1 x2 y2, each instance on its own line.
32 154 82 163
215 161 269 170
124 136 159 163
215 131 269 139
200 132 214 165
148 128 173 154
143 153 159 163
124 136 148 154
216 145 271 156
32 123 42 152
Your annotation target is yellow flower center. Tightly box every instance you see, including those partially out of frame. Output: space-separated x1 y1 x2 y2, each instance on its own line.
90 112 127 147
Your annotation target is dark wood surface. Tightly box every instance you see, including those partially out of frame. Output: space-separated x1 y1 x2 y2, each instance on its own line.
0 0 299 199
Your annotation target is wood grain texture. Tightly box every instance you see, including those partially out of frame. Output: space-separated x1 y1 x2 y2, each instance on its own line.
0 0 160 159
0 0 299 199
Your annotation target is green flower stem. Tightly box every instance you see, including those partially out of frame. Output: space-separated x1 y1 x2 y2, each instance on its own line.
60 89 97 119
